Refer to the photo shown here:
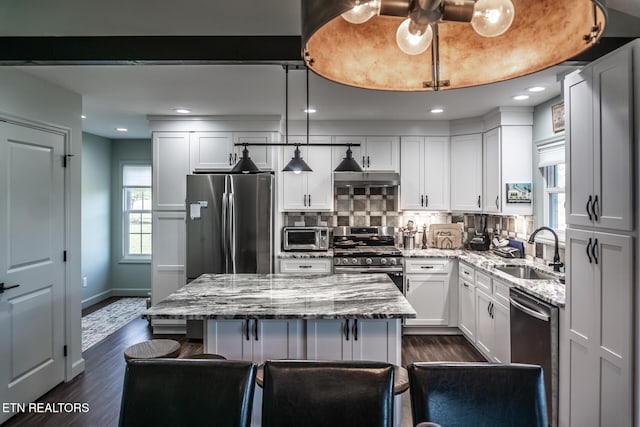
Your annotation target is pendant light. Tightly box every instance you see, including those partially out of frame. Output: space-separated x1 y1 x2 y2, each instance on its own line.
334 144 363 172
283 66 313 174
230 143 260 173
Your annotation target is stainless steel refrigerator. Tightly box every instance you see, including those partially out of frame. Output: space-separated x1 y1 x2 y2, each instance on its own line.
186 173 274 281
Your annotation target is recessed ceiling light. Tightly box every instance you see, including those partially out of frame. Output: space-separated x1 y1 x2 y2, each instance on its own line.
304 108 317 114
81 115 86 119
430 108 444 114
527 86 545 92
116 127 128 132
173 108 192 114
513 95 530 101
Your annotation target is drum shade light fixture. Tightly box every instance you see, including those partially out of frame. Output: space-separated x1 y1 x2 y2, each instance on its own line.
302 0 607 91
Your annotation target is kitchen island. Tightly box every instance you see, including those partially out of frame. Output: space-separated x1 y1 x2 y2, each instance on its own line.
143 273 416 427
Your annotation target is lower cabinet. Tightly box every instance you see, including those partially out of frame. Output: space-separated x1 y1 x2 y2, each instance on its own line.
204 319 304 363
458 264 476 340
306 319 402 364
404 259 456 329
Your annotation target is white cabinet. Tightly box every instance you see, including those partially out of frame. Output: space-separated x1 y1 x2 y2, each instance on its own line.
153 132 190 211
475 289 494 357
306 319 401 364
491 299 510 364
404 259 454 327
565 47 633 231
450 134 482 212
279 258 332 274
564 228 633 426
151 211 186 305
205 319 304 363
400 137 449 211
189 132 234 171
281 136 333 211
482 128 501 213
234 132 274 171
458 263 476 341
333 136 399 172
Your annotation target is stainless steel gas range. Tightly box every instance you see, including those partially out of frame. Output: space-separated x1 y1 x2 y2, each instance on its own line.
332 226 403 292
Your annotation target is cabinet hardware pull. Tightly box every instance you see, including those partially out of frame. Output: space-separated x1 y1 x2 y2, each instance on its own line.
308 194 311 207
229 153 233 166
0 283 20 294
425 195 429 207
299 265 313 269
495 196 499 209
352 319 358 341
586 195 593 220
253 319 259 341
592 195 599 221
463 271 470 276
363 156 366 167
407 278 410 292
491 303 494 318
586 238 593 263
244 319 250 341
421 195 424 207
420 265 434 269
367 156 370 168
344 319 350 341
303 194 307 207
463 282 470 288
234 153 237 163
592 238 599 265
477 195 481 208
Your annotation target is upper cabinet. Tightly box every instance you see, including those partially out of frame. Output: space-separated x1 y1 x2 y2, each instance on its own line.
233 132 275 171
482 128 501 214
400 136 450 211
189 132 234 171
450 134 483 212
565 47 633 231
333 136 399 172
153 132 190 211
281 136 333 211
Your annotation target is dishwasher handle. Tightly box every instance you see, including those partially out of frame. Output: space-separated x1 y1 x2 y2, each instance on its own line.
509 297 550 322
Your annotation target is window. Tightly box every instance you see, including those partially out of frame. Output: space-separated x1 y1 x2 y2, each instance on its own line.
543 163 566 239
123 165 152 260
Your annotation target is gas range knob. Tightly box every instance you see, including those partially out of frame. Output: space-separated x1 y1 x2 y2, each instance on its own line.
351 258 358 265
389 258 397 265
342 258 348 265
365 258 373 265
380 258 387 265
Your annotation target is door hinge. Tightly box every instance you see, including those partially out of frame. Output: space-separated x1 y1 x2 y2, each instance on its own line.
63 251 67 262
62 154 75 168
63 345 68 357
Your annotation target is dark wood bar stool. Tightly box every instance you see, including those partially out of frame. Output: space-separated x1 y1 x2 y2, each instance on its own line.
123 339 181 361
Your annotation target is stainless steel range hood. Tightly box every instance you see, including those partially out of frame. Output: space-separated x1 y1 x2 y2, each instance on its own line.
333 171 400 187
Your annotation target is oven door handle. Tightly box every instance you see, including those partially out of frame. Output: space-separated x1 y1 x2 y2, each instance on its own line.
334 267 403 273
509 297 550 322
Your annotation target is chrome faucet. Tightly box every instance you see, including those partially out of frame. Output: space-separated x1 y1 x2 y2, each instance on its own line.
528 226 564 272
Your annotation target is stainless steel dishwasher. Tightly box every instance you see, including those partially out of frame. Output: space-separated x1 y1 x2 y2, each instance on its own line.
510 288 558 427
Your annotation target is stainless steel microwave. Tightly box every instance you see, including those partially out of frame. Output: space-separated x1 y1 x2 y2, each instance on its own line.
283 227 329 251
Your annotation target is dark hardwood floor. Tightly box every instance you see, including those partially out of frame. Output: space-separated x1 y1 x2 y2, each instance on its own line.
3 316 484 427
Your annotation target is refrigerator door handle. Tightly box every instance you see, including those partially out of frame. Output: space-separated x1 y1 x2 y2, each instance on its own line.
222 175 230 272
229 176 237 273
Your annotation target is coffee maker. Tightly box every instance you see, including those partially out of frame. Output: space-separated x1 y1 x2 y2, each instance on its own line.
469 214 491 251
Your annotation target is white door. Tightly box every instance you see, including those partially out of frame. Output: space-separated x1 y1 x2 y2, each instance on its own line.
405 276 449 326
305 146 333 210
475 289 493 358
365 136 399 171
482 128 501 213
423 137 450 211
306 319 350 360
0 122 66 423
153 132 190 210
400 137 424 210
189 132 233 171
450 134 482 212
492 301 510 363
351 320 393 362
253 320 302 364
458 279 476 340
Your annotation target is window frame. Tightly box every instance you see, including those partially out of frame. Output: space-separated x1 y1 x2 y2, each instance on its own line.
541 162 566 244
121 162 152 263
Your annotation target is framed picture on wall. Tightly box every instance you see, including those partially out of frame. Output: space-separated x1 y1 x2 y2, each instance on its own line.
551 102 565 133
506 183 532 203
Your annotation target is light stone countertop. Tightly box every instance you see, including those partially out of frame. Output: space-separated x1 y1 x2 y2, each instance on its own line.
142 273 417 320
402 248 565 306
277 251 333 258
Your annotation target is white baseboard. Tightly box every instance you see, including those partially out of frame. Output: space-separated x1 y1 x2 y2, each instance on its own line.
69 357 85 380
111 288 151 297
402 326 462 335
81 290 113 309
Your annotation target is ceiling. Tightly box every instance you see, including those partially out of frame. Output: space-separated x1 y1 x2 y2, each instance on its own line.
6 0 640 139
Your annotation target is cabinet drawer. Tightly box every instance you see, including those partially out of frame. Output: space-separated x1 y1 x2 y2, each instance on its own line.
279 259 332 274
405 259 451 274
459 263 474 281
493 279 511 307
475 270 492 294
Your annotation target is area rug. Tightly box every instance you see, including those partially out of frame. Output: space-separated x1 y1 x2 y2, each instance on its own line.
82 298 147 352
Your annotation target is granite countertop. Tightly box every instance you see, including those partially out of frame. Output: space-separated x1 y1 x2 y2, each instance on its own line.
278 251 333 258
401 248 565 307
142 273 417 320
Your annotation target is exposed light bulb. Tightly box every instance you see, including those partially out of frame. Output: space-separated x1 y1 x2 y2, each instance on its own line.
396 19 433 56
471 0 515 37
294 170 302 175
513 95 529 100
342 1 380 24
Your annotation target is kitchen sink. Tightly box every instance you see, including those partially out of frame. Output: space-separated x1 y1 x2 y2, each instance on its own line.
494 265 558 281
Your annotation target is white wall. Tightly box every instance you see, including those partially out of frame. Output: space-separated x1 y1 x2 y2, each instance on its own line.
0 67 84 379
